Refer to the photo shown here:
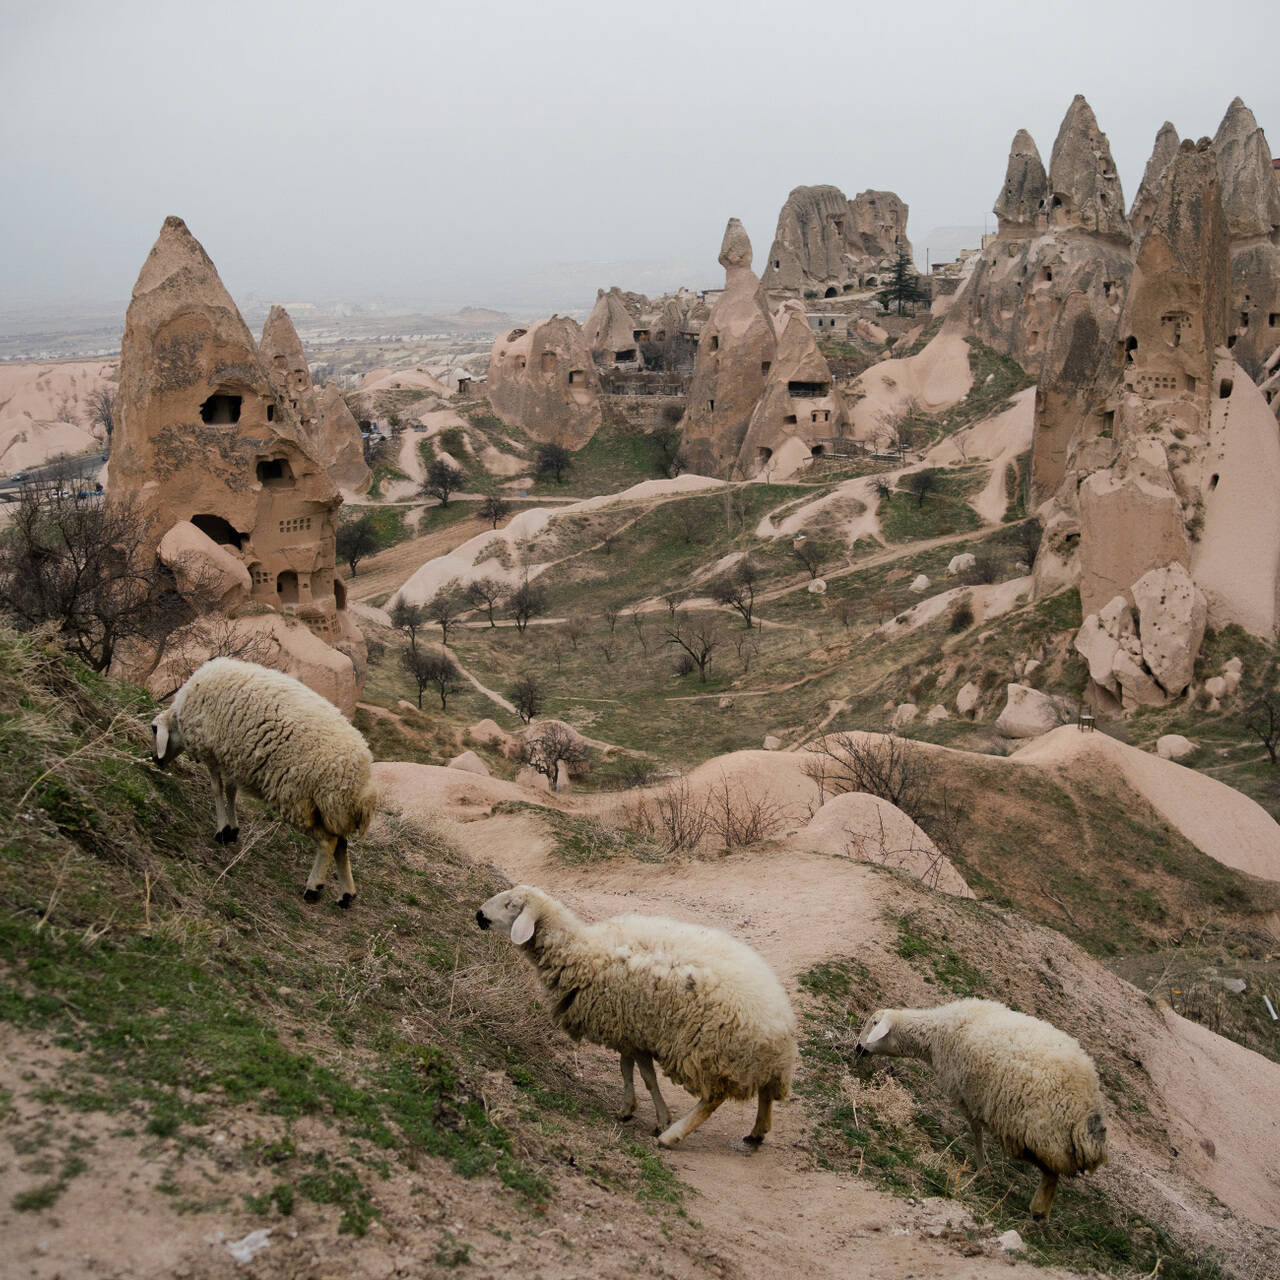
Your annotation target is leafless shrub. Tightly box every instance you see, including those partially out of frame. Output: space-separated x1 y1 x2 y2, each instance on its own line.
664 611 719 682
523 721 590 789
802 732 935 827
705 775 786 849
841 805 949 891
629 609 650 655
621 777 708 855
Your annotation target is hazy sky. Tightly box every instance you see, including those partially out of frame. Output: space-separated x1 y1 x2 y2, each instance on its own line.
2 0 1277 317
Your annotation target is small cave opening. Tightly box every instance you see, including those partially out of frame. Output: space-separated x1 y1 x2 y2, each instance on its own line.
568 368 585 384
810 443 825 456
824 287 838 298
709 335 720 352
266 403 275 421
761 361 771 376
191 514 247 549
1219 377 1234 398
200 393 242 425
334 578 347 610
756 447 773 464
1209 473 1220 491
277 570 299 604
613 349 637 363
256 457 295 489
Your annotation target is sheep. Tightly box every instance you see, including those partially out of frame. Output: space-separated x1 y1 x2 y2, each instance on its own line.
150 658 378 908
475 885 797 1149
856 998 1108 1220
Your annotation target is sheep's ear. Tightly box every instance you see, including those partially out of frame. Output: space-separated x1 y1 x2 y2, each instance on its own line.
864 1017 891 1045
510 906 536 945
153 720 169 759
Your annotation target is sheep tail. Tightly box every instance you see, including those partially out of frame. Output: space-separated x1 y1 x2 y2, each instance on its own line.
351 780 379 836
1071 1111 1109 1172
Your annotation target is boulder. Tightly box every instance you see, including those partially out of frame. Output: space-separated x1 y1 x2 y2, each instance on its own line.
891 703 919 730
1157 734 1197 762
448 750 490 776
1074 613 1122 693
801 791 970 897
946 553 975 577
763 735 782 751
516 765 550 792
955 681 981 717
909 574 930 593
158 520 251 611
1111 649 1167 709
468 718 516 753
1205 675 1228 700
925 705 950 723
808 578 827 594
1131 563 1206 696
718 695 735 712
994 683 1071 738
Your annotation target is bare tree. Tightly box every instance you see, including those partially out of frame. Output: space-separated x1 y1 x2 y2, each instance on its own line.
87 385 116 440
673 504 701 545
602 603 621 633
337 513 380 575
477 493 511 529
597 638 615 664
150 607 281 700
0 475 185 672
1245 689 1280 765
524 721 589 789
664 611 719 683
790 539 827 580
871 590 895 623
652 424 684 478
733 628 760 674
621 777 708 854
629 609 650 655
390 598 427 656
563 615 587 651
420 459 468 507
802 733 936 827
403 648 463 709
425 580 466 645
509 578 547 633
833 598 855 630
709 559 760 628
535 442 573 484
511 674 544 724
903 468 939 508
706 775 786 849
465 576 506 628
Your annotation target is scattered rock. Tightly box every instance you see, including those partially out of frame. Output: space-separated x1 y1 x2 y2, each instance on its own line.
996 1229 1025 1254
955 682 981 718
946 553 976 577
808 577 827 594
448 750 490 776
763 735 782 751
1157 734 1197 762
225 1229 271 1264
516 766 550 792
1205 675 1228 700
718 695 735 711
891 703 919 730
994 683 1072 738
926 705 950 723
909 574 930 593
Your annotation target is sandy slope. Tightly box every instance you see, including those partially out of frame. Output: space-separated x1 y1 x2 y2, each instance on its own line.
0 359 114 473
848 332 974 441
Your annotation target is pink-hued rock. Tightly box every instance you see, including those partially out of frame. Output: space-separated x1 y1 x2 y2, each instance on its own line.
486 317 602 448
1131 562 1207 696
158 520 252 611
994 683 1072 738
584 287 643 368
448 750 490 776
680 219 778 475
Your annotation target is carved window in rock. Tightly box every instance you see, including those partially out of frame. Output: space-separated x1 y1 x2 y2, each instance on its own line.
256 458 294 489
568 369 585 385
756 447 773 463
199 393 242 424
266 404 275 421
709 335 719 352
250 566 272 587
788 380 829 398
1219 377 1234 399
1160 311 1192 348
540 351 556 373
278 516 313 535
276 570 299 604
811 444 825 456
613 349 637 363
761 362 771 376
1270 314 1279 328
784 414 797 425
1138 372 1178 395
191 514 246 549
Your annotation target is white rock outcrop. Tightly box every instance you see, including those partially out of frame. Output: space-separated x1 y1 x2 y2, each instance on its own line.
994 684 1072 738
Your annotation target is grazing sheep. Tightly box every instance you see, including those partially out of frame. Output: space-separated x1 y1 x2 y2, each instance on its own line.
857 998 1108 1220
150 658 378 908
476 885 797 1149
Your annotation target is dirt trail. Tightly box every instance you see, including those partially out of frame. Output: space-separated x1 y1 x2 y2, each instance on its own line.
405 801 1076 1280
347 518 495 604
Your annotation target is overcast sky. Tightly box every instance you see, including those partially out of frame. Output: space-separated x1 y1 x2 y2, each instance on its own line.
1 0 1276 318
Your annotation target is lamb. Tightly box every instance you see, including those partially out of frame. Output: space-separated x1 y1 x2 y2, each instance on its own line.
856 998 1108 1220
150 658 378 908
475 885 797 1149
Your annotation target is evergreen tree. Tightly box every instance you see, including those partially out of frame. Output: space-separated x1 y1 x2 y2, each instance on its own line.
876 246 928 317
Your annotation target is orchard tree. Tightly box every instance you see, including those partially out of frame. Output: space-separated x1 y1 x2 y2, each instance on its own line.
421 459 468 507
536 442 573 484
337 513 380 575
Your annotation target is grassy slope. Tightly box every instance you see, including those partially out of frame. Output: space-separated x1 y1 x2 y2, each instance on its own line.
0 627 695 1262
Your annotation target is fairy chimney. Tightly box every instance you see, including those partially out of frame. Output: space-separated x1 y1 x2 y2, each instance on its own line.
1129 123 1180 240
1047 95 1132 243
993 129 1048 237
680 219 777 474
108 217 363 708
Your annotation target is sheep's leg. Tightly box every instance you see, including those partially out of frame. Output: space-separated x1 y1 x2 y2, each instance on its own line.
209 767 238 845
968 1116 986 1172
656 1096 722 1149
741 1089 773 1146
332 835 356 909
633 1052 671 1134
1030 1171 1059 1222
304 836 334 903
618 1055 637 1121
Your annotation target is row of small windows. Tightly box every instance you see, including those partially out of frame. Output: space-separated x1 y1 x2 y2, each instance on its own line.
279 516 312 534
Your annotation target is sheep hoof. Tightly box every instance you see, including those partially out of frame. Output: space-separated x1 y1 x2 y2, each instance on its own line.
214 826 238 845
303 887 322 903
338 893 355 910
737 1136 764 1152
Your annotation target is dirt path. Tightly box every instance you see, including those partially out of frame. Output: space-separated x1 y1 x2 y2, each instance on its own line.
394 799 1077 1280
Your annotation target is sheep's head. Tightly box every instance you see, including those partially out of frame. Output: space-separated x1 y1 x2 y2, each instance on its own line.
476 886 541 945
856 1009 903 1058
149 706 186 768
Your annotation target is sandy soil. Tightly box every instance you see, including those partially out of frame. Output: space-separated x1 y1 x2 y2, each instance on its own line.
848 333 974 442
0 358 114 474
924 388 1035 524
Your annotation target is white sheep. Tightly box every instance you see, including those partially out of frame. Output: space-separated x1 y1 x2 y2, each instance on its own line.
857 998 1108 1220
476 885 797 1149
150 658 378 908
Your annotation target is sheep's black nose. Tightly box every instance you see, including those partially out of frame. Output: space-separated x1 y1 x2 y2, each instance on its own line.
475 910 489 930
852 1043 866 1059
